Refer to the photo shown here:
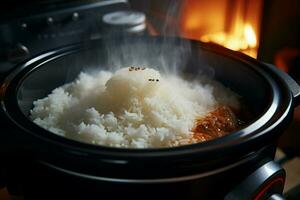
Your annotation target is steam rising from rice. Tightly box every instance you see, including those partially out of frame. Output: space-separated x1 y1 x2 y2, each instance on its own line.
30 67 239 148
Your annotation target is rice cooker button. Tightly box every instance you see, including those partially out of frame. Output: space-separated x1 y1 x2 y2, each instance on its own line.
72 12 79 21
20 23 27 30
47 17 54 25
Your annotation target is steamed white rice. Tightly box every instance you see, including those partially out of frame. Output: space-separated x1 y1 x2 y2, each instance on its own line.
30 67 239 148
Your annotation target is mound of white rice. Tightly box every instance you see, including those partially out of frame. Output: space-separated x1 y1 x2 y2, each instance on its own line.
30 67 239 148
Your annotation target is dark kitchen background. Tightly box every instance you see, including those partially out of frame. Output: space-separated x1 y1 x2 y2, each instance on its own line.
1 0 300 199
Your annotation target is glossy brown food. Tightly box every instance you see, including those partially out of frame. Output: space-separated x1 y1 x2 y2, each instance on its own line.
192 106 240 142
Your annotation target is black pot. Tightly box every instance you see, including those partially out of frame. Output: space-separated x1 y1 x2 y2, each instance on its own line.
0 36 299 200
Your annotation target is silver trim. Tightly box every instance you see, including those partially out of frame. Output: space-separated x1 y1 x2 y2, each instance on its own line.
38 154 255 184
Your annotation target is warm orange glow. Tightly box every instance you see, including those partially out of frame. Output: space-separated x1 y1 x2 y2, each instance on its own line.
179 0 263 58
201 32 247 51
184 14 202 30
180 0 227 38
244 24 257 48
200 24 258 57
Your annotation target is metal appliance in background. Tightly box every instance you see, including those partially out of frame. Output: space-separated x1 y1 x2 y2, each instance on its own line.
0 0 146 76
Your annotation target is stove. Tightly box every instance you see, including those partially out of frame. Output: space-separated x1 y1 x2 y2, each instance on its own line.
0 0 147 76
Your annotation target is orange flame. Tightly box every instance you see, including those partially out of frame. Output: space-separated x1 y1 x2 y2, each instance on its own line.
200 24 258 57
179 0 262 58
244 24 257 48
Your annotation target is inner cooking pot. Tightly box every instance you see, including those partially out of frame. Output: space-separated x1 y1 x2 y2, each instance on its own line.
1 36 299 199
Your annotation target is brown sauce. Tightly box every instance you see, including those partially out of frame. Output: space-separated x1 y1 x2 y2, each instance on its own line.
192 106 243 142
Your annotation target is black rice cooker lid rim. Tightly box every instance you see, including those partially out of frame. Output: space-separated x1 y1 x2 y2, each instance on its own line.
0 37 293 159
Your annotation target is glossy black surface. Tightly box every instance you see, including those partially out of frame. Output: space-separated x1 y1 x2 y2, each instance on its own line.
0 0 130 75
